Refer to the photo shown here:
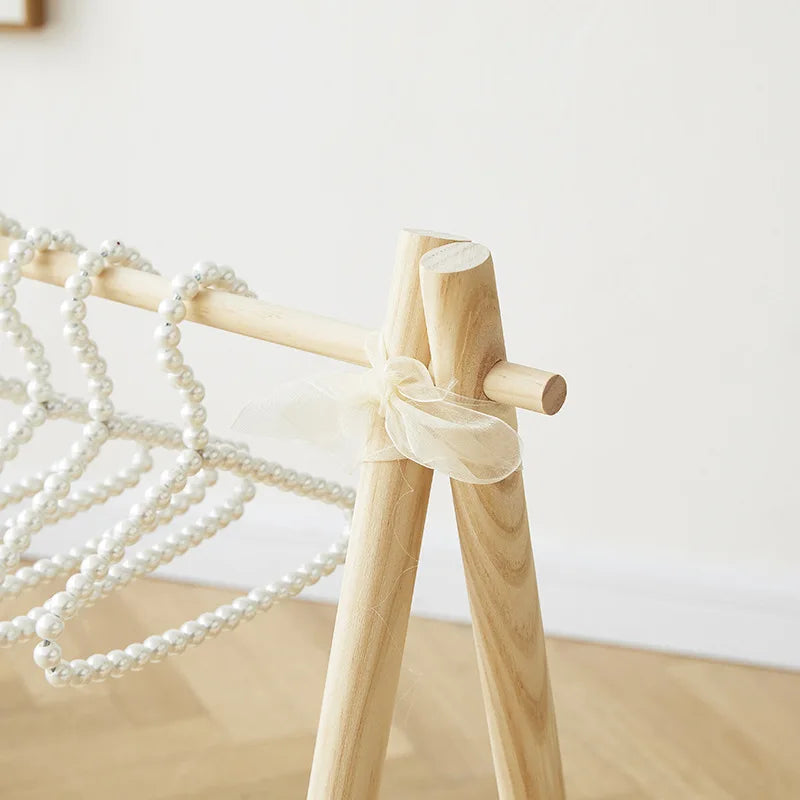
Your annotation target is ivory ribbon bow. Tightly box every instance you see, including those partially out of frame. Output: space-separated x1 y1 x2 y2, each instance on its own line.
232 334 522 484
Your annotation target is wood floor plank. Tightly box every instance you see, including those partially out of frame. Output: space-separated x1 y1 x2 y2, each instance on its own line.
0 575 797 798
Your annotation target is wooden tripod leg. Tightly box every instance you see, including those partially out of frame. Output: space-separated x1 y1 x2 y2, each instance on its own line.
307 230 466 799
420 243 565 799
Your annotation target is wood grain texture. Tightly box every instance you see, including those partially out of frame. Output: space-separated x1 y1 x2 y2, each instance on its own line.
306 230 464 799
0 575 798 799
0 236 566 414
420 242 565 799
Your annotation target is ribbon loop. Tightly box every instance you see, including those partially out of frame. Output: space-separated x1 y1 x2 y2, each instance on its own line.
233 333 522 485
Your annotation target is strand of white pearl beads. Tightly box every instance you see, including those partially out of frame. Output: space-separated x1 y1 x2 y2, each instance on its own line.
31 259 257 685
0 445 153 597
0 231 159 593
0 447 157 649
0 460 216 613
0 226 75 476
0 374 354 514
0 466 220 651
32 261 350 685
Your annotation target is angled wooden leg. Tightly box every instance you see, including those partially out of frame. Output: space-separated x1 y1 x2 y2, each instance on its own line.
307 230 465 799
420 243 565 799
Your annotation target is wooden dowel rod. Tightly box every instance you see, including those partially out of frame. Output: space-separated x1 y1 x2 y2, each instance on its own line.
0 236 566 415
420 241 565 799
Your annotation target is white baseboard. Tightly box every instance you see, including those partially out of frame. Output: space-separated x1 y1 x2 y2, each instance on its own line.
27 506 800 672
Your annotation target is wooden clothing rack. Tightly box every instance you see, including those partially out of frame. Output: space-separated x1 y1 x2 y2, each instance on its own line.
3 228 567 799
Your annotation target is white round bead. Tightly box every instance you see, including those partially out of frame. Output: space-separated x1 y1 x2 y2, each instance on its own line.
171 274 200 300
182 427 209 451
22 402 46 426
196 612 223 638
97 537 124 563
26 379 52 404
26 227 52 251
99 239 127 263
163 628 188 654
12 614 36 639
125 643 150 671
35 612 65 641
77 250 104 276
157 297 186 324
160 466 187 492
45 661 73 687
179 620 206 646
157 347 184 373
81 553 109 581
8 239 34 265
142 635 169 663
153 322 180 347
43 473 69 499
0 261 21 286
176 449 203 476
0 308 21 332
69 659 93 687
63 321 88 346
248 586 275 611
88 376 113 398
232 596 258 620
52 229 76 249
87 653 112 681
0 620 19 647
60 297 86 322
64 273 92 300
181 382 206 404
4 525 31 551
169 366 194 389
215 604 241 630
107 649 133 677
180 404 207 429
87 397 113 421
46 591 78 620
144 485 172 510
0 287 16 310
33 640 62 668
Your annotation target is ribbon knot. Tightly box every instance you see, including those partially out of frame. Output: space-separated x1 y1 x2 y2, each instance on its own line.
233 333 522 485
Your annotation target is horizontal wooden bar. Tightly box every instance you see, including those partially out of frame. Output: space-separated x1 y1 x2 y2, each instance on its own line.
0 237 566 414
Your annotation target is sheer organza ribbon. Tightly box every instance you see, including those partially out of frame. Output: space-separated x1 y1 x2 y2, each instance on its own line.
232 334 522 484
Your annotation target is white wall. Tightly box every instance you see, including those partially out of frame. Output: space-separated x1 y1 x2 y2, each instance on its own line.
1 1 797 668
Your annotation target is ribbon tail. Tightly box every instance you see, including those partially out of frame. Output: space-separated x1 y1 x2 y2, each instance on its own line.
232 373 372 468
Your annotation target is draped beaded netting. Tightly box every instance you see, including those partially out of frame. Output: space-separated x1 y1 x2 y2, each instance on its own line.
0 215 567 800
0 215 353 687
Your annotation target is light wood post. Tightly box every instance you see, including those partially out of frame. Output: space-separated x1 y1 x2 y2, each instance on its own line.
420 242 565 799
306 230 465 799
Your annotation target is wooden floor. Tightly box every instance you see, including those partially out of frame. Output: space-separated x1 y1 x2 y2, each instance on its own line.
1 576 797 799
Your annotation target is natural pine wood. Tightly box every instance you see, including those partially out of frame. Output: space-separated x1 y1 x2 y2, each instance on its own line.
420 242 564 798
0 236 566 415
1 575 798 799
306 230 465 798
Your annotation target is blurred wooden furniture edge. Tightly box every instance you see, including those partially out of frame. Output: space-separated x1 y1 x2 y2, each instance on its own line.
421 242 564 798
0 235 567 415
0 0 44 30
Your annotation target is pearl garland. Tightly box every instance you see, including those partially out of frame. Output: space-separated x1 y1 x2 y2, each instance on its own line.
0 231 353 686
0 225 161 588
0 225 74 477
0 376 355 511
